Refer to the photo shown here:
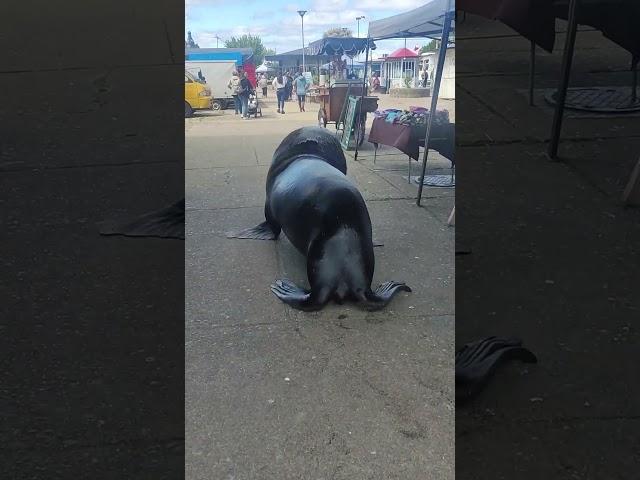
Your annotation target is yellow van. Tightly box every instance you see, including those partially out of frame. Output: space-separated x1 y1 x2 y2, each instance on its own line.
185 69 212 118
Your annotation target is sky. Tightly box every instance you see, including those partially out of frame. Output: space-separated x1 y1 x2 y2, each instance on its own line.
185 0 431 59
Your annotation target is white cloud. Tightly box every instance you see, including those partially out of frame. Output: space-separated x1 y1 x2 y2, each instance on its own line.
310 0 349 12
352 0 424 10
284 3 301 12
281 10 367 29
189 1 431 56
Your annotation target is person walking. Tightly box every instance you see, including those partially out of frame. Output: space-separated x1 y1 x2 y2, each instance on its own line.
258 74 268 97
285 72 293 101
295 72 308 112
238 71 253 119
272 73 287 114
227 71 243 115
371 73 381 92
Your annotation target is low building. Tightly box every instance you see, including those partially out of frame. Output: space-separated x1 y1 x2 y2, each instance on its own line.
418 44 455 99
265 48 330 75
381 47 420 89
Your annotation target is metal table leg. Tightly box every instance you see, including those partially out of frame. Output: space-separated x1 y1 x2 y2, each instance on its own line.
529 41 536 106
632 55 638 104
548 0 580 160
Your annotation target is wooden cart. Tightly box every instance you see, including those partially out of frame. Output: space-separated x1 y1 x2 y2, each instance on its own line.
316 81 378 147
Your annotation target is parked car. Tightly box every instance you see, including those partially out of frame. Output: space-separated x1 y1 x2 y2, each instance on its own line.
184 69 212 118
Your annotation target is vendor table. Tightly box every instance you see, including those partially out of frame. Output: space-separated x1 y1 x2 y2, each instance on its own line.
458 0 640 201
368 117 455 181
458 0 639 157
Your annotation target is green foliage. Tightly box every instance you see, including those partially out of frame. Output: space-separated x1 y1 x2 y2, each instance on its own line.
403 75 412 88
323 27 353 38
418 40 438 54
264 47 276 57
224 34 268 66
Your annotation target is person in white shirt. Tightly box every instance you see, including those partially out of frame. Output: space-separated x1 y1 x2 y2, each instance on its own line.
258 75 268 97
272 73 287 114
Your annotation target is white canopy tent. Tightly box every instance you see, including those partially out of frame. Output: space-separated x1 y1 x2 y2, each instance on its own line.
354 0 455 207
255 63 276 74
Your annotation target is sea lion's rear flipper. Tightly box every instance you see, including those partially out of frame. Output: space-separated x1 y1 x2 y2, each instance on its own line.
271 279 329 312
226 221 280 240
455 336 537 404
359 281 412 311
98 199 185 239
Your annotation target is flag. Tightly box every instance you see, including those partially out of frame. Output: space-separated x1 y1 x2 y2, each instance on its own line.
414 45 419 52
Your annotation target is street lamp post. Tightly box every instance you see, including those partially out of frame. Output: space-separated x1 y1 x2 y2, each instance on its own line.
356 16 365 38
298 10 307 74
356 16 365 60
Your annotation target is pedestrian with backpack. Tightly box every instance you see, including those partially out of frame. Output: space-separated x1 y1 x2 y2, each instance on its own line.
227 71 243 115
295 73 308 112
238 71 254 119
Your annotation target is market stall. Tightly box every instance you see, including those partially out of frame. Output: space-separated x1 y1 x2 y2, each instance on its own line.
457 0 639 160
307 37 380 148
368 109 455 182
354 0 456 206
316 80 378 146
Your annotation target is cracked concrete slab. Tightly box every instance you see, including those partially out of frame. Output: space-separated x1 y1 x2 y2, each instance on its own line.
2 4 180 72
186 166 269 210
186 207 285 327
0 66 184 170
456 15 640 478
186 316 454 480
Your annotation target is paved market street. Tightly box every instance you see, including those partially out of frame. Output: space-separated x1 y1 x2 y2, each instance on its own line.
456 14 640 480
185 93 456 479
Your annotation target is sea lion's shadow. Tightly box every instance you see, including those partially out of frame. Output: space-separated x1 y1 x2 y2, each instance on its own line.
274 236 312 288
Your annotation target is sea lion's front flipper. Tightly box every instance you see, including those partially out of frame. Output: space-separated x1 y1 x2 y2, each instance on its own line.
455 336 537 404
226 221 280 240
271 279 329 312
360 281 412 311
98 199 185 239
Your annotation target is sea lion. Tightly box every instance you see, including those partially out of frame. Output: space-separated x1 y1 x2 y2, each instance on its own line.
227 126 411 311
455 336 537 404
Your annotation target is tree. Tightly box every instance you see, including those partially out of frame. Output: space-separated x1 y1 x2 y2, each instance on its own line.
323 27 353 38
418 39 438 54
264 47 276 57
224 34 268 66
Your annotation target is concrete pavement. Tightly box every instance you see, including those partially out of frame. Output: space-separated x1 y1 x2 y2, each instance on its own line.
456 14 640 480
186 93 455 478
